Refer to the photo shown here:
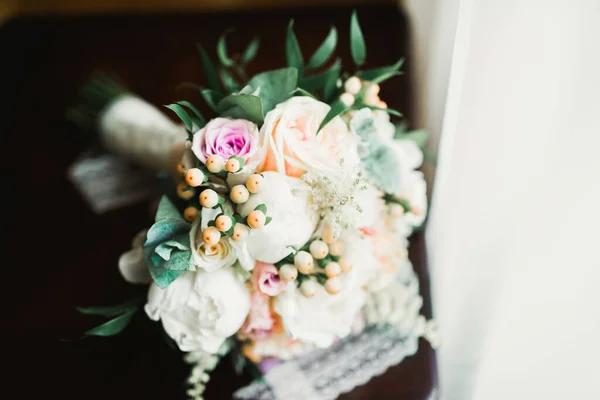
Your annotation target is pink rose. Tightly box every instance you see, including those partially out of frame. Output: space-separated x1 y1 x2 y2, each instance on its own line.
192 118 259 163
253 262 287 296
241 291 274 339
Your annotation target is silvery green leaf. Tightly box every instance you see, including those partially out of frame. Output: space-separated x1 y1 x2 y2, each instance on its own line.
155 196 183 222
248 67 298 113
362 144 402 193
145 219 189 245
148 265 186 289
155 242 174 261
395 128 429 149
350 108 378 144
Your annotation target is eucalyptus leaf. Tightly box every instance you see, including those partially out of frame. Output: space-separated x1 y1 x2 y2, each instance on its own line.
290 87 317 99
77 297 144 317
358 58 405 82
155 196 184 222
241 36 260 65
216 93 264 124
177 101 205 125
147 266 186 289
217 31 235 67
164 104 193 132
248 67 298 113
318 98 348 133
306 26 338 70
362 144 402 193
286 20 304 73
197 44 220 91
84 309 137 337
350 11 367 66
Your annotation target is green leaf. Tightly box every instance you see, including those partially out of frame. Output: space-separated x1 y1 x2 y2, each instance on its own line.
265 216 272 225
318 99 348 133
350 11 367 66
148 250 191 288
323 61 341 102
219 68 240 93
155 196 184 222
200 89 223 111
77 297 144 317
395 128 429 149
84 309 137 337
357 58 405 82
300 58 341 95
286 20 304 73
363 104 403 117
307 26 338 70
197 44 220 91
208 220 216 227
254 203 267 214
241 36 260 65
217 30 235 67
164 104 193 132
216 93 264 124
177 101 205 126
290 87 317 99
248 67 299 113
370 71 402 85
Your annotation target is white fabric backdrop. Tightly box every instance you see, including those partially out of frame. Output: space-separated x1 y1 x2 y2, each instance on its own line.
403 0 600 399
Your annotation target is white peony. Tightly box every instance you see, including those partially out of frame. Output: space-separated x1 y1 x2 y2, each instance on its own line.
189 211 237 272
274 270 366 348
258 96 360 178
236 171 318 264
145 267 250 353
118 229 151 284
339 230 379 288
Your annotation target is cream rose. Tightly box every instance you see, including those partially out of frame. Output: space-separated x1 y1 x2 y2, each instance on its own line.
145 267 250 353
258 97 360 178
189 208 237 272
236 172 318 264
274 270 366 348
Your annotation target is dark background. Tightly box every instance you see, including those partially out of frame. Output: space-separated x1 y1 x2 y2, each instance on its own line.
1 4 436 399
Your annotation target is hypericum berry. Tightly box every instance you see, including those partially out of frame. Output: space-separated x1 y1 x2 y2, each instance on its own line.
177 182 194 200
325 277 342 295
202 226 221 245
366 83 380 98
232 223 249 241
322 225 339 244
226 158 240 173
328 241 344 257
199 189 219 208
279 264 298 281
294 251 314 274
340 92 355 107
185 168 204 187
247 210 266 229
215 215 233 232
344 76 362 95
389 203 405 218
245 174 264 194
206 155 225 173
377 100 388 109
309 240 329 259
230 185 250 204
176 162 185 175
339 257 352 273
300 279 318 298
183 206 198 222
325 261 342 278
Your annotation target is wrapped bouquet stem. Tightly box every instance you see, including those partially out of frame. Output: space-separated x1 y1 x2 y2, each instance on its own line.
73 11 438 400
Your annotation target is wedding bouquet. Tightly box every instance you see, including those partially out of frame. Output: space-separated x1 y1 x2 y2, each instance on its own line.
73 11 437 400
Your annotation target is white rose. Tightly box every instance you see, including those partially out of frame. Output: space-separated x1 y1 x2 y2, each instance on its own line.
274 270 366 348
145 267 250 353
258 96 360 178
189 208 238 272
118 229 151 284
236 171 318 264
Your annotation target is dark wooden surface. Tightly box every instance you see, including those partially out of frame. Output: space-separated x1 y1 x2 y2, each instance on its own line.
1 5 436 399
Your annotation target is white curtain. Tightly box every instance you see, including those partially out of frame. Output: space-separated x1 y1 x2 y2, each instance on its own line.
403 0 600 399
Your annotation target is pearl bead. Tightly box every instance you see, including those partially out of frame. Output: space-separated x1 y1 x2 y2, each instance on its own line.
247 210 266 229
226 158 240 173
184 168 204 187
325 277 342 295
183 207 198 222
230 185 250 204
206 155 225 173
344 76 362 95
232 223 249 241
294 251 314 274
300 280 318 298
328 241 344 256
199 189 219 208
202 226 221 245
215 215 233 232
177 182 194 200
325 261 342 278
309 240 329 259
245 174 264 194
322 225 339 244
279 264 298 281
339 257 352 273
389 203 405 218
340 92 355 107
